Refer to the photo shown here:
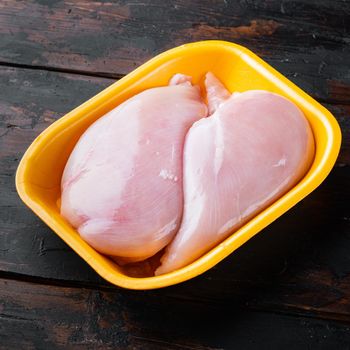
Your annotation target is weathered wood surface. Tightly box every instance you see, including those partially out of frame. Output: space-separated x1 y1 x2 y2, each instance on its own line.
0 0 349 104
0 0 350 348
2 277 350 349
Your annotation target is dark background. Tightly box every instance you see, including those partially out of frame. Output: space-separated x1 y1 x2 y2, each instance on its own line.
1 1 350 349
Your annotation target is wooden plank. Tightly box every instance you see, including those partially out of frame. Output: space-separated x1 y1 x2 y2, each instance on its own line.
1 277 350 349
0 66 112 284
0 0 349 103
0 66 350 322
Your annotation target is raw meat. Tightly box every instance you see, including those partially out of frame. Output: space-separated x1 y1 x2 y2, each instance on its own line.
156 73 314 275
61 74 207 262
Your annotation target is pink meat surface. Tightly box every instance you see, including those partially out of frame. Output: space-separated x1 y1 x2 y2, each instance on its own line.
156 73 315 275
61 74 207 261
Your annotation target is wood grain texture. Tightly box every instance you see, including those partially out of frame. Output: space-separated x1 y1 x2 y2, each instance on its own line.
0 0 349 103
1 277 350 350
0 66 112 284
0 66 350 323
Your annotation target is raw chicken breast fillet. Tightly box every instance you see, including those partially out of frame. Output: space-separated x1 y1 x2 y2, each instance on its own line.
156 73 314 275
61 74 207 261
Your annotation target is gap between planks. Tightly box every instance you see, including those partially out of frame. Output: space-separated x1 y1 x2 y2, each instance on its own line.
1 269 350 325
0 60 348 106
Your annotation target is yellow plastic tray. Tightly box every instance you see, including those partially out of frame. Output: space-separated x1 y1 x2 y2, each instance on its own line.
16 41 341 290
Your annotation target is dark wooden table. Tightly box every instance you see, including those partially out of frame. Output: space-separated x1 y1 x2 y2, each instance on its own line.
1 1 350 349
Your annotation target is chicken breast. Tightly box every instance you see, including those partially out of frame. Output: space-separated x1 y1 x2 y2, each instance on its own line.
61 74 207 261
156 73 314 275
